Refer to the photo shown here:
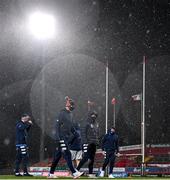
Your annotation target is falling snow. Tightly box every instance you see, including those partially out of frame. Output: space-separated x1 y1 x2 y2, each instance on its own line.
0 0 169 168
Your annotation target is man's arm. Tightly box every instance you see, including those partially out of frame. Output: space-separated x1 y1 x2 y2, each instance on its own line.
26 124 32 132
26 120 33 132
17 122 30 131
55 112 62 142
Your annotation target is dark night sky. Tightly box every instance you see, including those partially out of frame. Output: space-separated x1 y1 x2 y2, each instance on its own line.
0 0 169 163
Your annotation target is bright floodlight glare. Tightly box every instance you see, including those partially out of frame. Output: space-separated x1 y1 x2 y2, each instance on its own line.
28 12 56 40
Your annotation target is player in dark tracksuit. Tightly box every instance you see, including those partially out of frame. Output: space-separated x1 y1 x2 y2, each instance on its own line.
99 127 119 178
76 111 99 177
15 114 33 176
48 97 84 179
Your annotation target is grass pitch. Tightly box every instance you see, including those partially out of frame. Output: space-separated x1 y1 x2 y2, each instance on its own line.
0 175 170 180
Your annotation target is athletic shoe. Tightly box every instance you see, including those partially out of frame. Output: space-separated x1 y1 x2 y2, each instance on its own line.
15 173 22 176
73 171 84 179
23 172 33 176
47 173 58 178
108 174 115 178
98 170 104 177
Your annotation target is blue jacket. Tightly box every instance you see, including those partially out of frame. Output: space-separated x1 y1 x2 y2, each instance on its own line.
102 130 119 152
16 120 31 145
69 127 82 151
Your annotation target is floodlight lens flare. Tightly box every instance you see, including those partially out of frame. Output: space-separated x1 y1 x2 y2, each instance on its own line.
28 12 56 40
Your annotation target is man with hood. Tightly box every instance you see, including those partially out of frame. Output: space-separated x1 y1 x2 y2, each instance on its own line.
99 127 120 178
76 111 99 177
48 97 84 179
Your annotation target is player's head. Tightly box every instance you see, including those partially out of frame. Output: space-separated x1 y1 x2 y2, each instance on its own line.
21 114 31 122
65 96 75 111
110 127 115 134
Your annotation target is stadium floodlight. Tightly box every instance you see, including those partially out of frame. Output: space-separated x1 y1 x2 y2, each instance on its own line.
28 11 56 40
